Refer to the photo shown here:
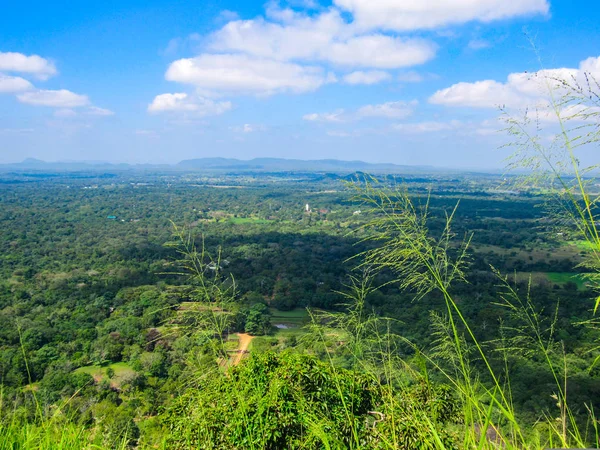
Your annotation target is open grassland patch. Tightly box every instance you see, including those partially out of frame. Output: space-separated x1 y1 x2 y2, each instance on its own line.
228 217 272 224
546 271 587 289
74 362 135 387
508 271 587 290
270 307 310 328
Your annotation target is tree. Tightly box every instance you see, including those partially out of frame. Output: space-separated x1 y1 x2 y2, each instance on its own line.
244 303 272 335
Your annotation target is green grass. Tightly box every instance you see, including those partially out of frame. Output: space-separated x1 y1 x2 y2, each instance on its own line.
270 307 310 328
74 362 135 386
0 421 102 450
228 217 271 224
546 272 587 289
249 335 279 352
224 334 240 352
568 239 596 251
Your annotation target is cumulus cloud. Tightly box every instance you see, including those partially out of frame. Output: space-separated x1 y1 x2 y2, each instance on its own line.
343 70 391 85
148 92 232 116
17 89 89 107
430 80 525 108
430 56 600 110
148 93 197 112
155 0 550 108
0 51 111 117
166 54 330 94
325 35 435 68
209 11 344 61
333 0 549 31
0 51 57 79
208 10 436 69
0 74 33 93
156 3 441 101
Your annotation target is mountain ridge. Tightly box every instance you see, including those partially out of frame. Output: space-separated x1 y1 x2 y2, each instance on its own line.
0 157 470 174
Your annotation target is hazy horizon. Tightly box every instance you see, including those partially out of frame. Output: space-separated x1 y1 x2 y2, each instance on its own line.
1 155 511 173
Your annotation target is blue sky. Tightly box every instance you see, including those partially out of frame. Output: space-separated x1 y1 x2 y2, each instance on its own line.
1 0 600 168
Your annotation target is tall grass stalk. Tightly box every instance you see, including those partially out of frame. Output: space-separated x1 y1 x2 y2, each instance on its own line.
302 171 600 448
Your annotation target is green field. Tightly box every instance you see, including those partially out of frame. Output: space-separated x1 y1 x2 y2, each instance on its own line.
546 271 587 289
74 362 135 386
270 308 310 328
229 217 272 224
568 240 596 251
511 271 587 290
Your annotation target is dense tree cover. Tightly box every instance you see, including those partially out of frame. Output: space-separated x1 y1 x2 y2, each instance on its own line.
161 351 460 449
0 171 598 448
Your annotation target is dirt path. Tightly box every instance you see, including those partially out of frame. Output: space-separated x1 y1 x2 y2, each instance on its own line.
232 333 254 366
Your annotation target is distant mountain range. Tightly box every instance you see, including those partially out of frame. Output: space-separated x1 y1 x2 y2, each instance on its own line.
176 157 438 173
0 157 448 174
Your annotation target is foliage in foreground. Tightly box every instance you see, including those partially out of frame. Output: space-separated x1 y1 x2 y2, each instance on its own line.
160 351 460 450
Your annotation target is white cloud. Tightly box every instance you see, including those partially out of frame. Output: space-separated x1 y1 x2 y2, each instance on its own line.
394 120 462 133
155 0 549 107
303 110 346 122
324 35 435 68
358 101 416 119
17 89 89 107
87 106 114 116
0 52 108 115
343 70 391 85
166 54 329 94
209 10 344 61
0 74 33 93
148 92 232 116
0 52 57 79
148 93 197 112
157 3 446 102
305 100 416 122
333 0 549 31
393 119 505 135
581 56 600 74
430 80 524 108
54 108 77 118
430 56 600 110
209 11 436 69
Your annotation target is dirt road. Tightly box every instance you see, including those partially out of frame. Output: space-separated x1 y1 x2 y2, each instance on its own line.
232 333 254 366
